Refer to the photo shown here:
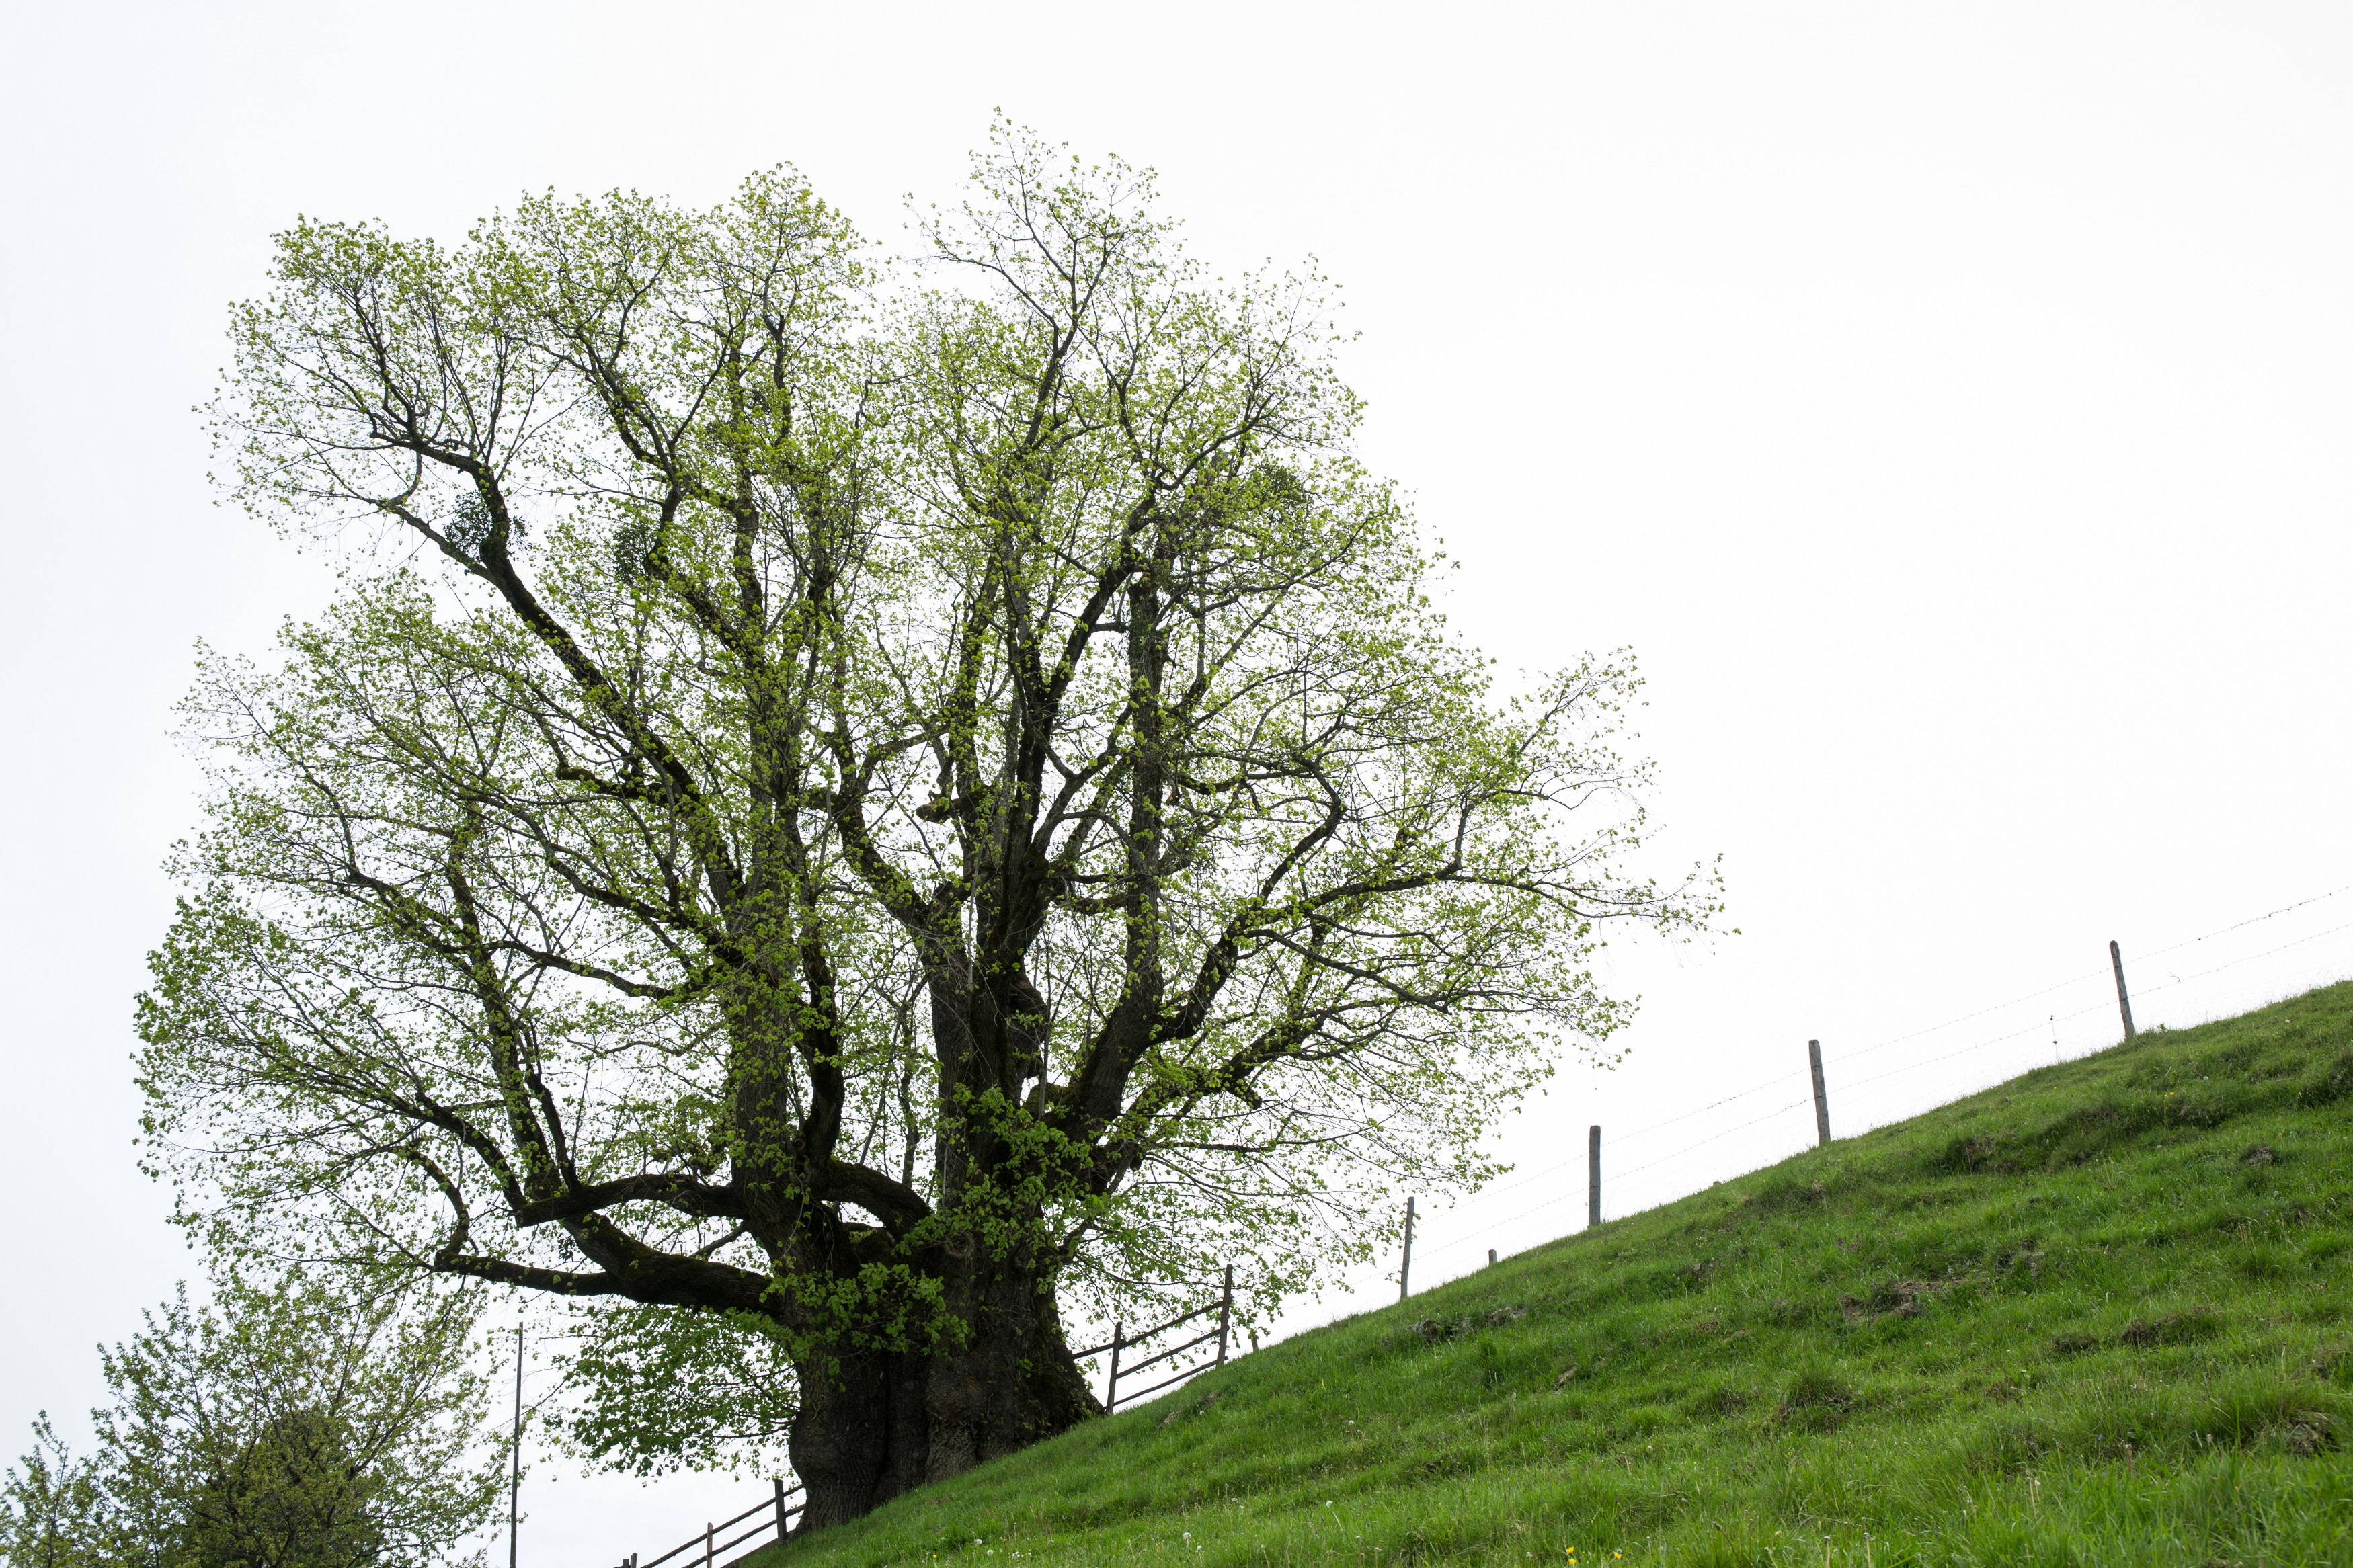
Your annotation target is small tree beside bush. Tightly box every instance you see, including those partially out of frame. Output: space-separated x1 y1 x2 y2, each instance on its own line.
1 1276 499 1568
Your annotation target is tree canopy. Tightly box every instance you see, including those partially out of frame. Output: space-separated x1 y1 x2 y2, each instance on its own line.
140 126 1711 1524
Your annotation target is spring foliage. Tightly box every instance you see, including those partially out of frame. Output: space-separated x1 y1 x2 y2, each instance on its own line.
0 1277 497 1568
139 125 1710 1473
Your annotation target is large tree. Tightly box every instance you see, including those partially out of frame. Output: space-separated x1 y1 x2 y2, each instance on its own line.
141 130 1708 1528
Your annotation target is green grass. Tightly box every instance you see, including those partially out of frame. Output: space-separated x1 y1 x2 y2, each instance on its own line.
750 982 2353 1566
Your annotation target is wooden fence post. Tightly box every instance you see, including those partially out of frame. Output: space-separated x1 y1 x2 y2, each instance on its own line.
1808 1040 1831 1147
2110 940 2137 1038
1215 1266 1234 1366
1488 1248 1497 1266
774 1478 788 1542
703 1520 713 1568
1587 1125 1601 1228
1105 1321 1124 1409
1399 1196 1417 1301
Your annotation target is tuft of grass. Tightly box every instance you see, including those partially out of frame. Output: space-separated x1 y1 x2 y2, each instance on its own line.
1771 1366 1858 1432
2300 1046 2353 1108
744 981 2353 1565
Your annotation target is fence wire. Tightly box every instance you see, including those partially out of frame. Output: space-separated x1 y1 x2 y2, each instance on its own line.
1404 884 2353 1274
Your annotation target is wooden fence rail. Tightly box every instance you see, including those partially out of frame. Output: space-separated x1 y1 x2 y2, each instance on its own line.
1071 1266 1234 1411
609 1478 803 1568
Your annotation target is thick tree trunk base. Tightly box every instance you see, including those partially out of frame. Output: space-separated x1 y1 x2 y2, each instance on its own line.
789 1275 1098 1532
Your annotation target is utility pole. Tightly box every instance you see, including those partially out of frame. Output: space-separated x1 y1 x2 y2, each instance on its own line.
509 1321 524 1568
2110 940 2137 1039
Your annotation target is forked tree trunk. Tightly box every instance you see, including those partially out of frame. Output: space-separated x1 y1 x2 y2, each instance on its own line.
787 1264 1099 1531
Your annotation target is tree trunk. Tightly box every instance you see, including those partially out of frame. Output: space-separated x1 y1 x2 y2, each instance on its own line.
787 1267 1098 1533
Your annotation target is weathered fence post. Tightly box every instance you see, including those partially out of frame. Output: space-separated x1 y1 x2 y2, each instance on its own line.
703 1520 713 1568
1215 1265 1234 1366
1105 1321 1124 1409
1488 1248 1498 1266
1808 1039 1831 1147
774 1478 788 1542
1399 1196 1417 1301
2110 940 2137 1038
1587 1125 1601 1228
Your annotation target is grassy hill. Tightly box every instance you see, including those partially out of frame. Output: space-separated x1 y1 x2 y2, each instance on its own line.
751 981 2353 1567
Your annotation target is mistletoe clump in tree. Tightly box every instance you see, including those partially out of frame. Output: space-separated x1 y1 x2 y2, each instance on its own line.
141 128 1711 1529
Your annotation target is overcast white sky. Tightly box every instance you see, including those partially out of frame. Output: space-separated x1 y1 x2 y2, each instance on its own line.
5 1 2351 1559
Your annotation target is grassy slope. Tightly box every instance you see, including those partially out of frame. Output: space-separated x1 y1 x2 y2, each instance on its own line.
753 981 2353 1567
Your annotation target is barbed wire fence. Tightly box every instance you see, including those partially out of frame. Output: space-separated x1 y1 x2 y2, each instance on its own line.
518 882 2348 1559
1393 882 2353 1290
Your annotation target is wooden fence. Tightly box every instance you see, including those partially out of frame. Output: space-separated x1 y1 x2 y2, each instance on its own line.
1072 1266 1235 1411
607 1478 802 1568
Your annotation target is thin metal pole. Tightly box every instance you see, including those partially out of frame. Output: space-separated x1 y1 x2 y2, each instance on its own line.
1215 1266 1233 1366
2110 940 2137 1038
1808 1040 1832 1147
508 1322 523 1568
1398 1196 1416 1301
1105 1321 1123 1409
1587 1126 1601 1228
